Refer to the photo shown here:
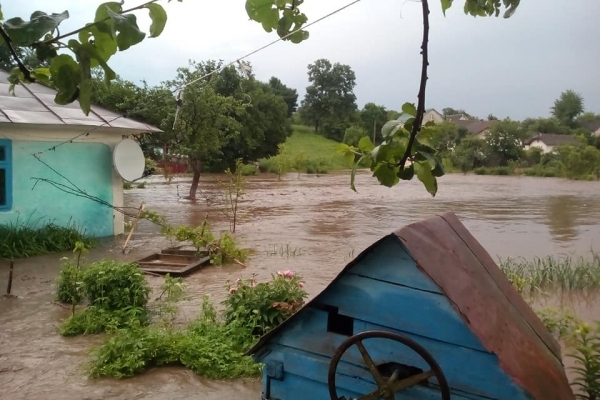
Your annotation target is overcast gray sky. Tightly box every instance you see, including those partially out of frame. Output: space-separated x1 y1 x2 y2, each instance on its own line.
4 0 599 120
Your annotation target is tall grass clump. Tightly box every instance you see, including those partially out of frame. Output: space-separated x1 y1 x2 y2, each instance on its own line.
500 253 600 296
0 217 94 259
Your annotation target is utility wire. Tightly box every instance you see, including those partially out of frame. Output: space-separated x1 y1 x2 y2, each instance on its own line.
33 115 126 156
171 0 364 94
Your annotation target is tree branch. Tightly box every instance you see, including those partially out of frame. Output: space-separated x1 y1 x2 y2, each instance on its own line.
0 26 34 82
42 0 160 45
399 0 430 170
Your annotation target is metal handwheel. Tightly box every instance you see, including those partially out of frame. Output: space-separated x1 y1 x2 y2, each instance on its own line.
327 330 451 400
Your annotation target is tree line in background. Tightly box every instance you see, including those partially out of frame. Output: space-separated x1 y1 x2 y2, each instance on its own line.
3 45 600 184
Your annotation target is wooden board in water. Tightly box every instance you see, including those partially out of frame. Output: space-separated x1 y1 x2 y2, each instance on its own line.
136 253 211 276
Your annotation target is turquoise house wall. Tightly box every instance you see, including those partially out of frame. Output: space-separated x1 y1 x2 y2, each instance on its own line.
0 140 115 237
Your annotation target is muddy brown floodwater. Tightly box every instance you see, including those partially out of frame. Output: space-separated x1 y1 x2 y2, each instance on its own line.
2 171 600 400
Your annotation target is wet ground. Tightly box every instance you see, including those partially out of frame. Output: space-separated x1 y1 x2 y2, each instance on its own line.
2 171 600 399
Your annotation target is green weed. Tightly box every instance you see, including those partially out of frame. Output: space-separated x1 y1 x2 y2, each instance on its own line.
500 253 600 296
0 217 94 259
265 244 304 258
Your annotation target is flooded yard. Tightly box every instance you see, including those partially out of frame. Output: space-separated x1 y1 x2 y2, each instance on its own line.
2 171 600 399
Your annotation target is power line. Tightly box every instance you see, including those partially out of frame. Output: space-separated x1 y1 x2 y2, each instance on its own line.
32 115 126 156
171 0 365 94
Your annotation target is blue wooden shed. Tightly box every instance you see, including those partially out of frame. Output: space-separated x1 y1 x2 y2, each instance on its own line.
247 212 574 400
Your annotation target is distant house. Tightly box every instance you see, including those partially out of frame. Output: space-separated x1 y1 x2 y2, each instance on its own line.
523 133 580 154
444 113 470 122
248 212 573 400
396 108 444 125
583 120 600 137
0 70 161 237
455 119 495 139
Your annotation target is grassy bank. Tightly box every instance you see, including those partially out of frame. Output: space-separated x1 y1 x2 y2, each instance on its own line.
259 125 354 174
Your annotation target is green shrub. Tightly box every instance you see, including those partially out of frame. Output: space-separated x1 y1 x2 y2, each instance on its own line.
123 182 133 189
223 271 308 336
60 306 148 337
82 261 150 311
473 167 487 175
87 302 260 379
238 163 259 176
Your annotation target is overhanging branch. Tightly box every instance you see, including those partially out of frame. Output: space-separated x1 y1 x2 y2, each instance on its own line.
399 0 430 170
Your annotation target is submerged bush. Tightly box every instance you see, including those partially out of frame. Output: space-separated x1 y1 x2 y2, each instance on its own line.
82 260 150 310
58 260 151 336
223 271 308 336
86 271 308 380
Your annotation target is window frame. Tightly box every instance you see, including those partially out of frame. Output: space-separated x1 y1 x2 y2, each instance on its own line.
0 139 13 211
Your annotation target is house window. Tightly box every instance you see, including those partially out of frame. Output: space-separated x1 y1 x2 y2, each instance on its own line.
0 139 12 211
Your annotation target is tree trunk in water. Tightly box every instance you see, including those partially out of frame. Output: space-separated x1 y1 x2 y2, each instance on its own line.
187 160 202 200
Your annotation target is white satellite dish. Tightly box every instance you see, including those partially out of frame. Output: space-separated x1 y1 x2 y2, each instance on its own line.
113 139 145 182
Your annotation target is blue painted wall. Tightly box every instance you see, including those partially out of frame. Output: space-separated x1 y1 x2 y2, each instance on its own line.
255 237 533 400
0 140 114 237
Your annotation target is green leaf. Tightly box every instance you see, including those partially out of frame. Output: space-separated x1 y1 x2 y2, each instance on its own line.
106 8 146 51
337 143 357 166
401 102 417 117
381 120 403 139
350 156 365 192
441 0 453 15
358 136 374 152
79 23 118 65
372 163 399 188
145 3 168 38
398 164 415 181
0 5 3 21
7 67 23 94
49 54 81 105
32 67 51 86
373 141 407 164
414 161 438 196
3 10 69 46
288 30 309 43
95 2 123 22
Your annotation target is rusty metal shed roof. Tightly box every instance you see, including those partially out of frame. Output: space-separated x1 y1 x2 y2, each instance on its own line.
0 69 161 133
248 212 574 400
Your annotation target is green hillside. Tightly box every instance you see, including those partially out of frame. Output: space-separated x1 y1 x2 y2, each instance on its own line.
260 125 353 174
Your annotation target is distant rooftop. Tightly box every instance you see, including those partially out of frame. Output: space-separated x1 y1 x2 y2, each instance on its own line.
0 69 161 133
523 133 580 146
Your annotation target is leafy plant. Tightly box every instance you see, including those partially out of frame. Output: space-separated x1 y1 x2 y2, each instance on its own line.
535 307 582 340
223 271 308 336
56 258 84 305
569 322 600 399
60 305 148 337
86 301 261 379
82 260 150 311
58 260 151 336
2 1 181 115
152 274 189 328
